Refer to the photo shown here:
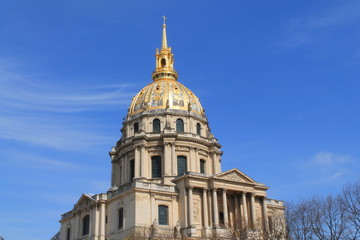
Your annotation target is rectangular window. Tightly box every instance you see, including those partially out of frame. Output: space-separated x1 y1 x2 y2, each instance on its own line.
200 160 205 174
119 208 124 229
66 228 70 240
177 156 187 176
152 156 162 178
158 205 168 225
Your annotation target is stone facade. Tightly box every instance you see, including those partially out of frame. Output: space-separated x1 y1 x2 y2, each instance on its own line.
59 20 285 240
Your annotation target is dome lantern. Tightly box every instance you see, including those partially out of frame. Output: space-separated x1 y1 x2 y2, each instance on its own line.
152 16 178 82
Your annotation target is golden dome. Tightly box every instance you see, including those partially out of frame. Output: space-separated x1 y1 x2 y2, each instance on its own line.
128 79 204 118
127 18 205 118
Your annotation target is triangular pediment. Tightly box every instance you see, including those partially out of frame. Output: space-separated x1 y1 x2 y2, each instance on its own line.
73 193 96 211
215 168 256 183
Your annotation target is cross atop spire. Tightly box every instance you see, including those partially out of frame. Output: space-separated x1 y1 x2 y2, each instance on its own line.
161 16 168 49
162 16 167 25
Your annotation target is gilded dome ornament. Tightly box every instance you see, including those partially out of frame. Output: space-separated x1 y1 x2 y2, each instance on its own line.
127 18 205 119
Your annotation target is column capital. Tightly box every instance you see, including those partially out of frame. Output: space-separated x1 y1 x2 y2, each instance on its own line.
250 192 256 197
188 186 193 191
222 188 227 193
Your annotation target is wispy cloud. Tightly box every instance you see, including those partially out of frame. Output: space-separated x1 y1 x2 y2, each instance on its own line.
284 1 360 47
297 151 357 185
0 151 79 170
312 151 354 166
0 59 136 151
0 71 135 113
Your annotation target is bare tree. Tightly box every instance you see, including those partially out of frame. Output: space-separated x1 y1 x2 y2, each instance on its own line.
340 180 360 240
286 200 314 240
310 195 347 240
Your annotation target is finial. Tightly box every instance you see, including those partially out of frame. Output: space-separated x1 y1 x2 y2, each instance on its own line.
161 16 168 49
162 16 167 26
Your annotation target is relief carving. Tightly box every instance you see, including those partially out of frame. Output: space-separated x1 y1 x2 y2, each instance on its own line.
193 198 201 224
223 172 245 182
155 195 172 201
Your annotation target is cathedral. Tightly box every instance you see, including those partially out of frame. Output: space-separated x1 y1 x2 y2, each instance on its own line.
59 19 285 240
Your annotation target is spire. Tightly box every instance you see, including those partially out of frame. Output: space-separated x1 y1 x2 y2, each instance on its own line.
162 16 168 49
152 16 178 82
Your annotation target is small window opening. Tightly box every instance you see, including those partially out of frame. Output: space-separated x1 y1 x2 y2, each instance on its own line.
196 123 201 135
161 58 166 67
200 159 206 174
133 123 139 134
119 208 124 229
153 118 161 133
176 119 184 133
82 215 90 236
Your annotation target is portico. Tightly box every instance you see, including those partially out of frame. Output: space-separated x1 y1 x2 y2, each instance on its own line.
173 169 271 237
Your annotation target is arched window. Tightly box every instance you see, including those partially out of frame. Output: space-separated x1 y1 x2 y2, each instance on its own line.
153 118 160 133
151 156 162 178
82 215 90 236
158 205 168 225
161 58 166 67
177 156 187 176
130 160 135 181
176 119 184 133
196 123 201 135
200 159 206 174
118 208 124 229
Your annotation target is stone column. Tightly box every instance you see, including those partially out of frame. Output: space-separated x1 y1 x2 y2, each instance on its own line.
208 189 213 227
116 161 121 186
242 192 248 228
250 193 256 229
189 147 195 172
202 189 209 228
99 200 106 240
94 204 99 237
171 143 176 175
111 160 115 186
234 195 239 229
188 187 194 227
74 213 79 238
121 156 125 184
222 189 228 227
182 187 188 226
134 146 140 178
211 151 217 175
164 143 171 176
124 153 128 183
212 188 219 227
262 197 269 232
151 193 156 222
140 145 146 178
195 148 199 172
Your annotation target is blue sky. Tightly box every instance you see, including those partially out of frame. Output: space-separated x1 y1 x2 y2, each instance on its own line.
0 1 360 239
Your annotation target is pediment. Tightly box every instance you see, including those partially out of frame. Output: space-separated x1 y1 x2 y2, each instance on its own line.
73 193 96 211
215 168 256 183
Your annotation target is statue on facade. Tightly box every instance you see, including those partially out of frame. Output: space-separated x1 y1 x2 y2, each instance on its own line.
174 221 181 239
150 218 158 240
